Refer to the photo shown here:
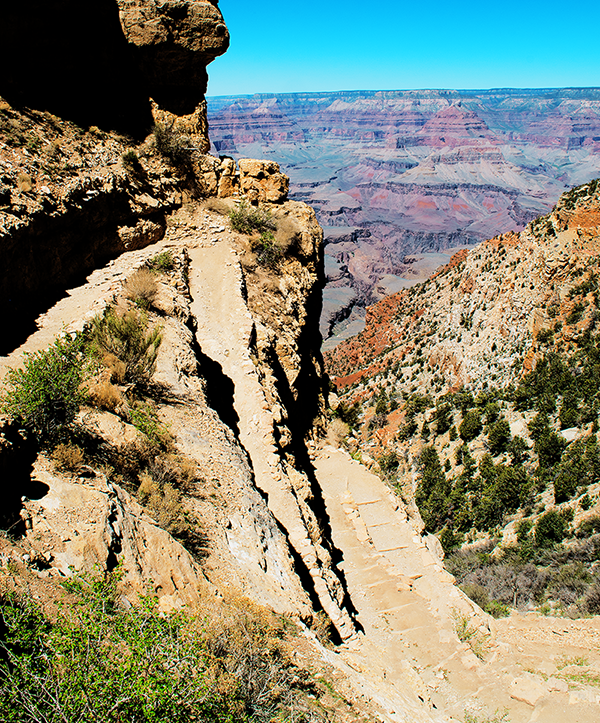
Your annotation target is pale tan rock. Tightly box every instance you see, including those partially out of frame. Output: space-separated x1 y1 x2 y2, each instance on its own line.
547 676 568 693
238 158 289 203
509 673 548 706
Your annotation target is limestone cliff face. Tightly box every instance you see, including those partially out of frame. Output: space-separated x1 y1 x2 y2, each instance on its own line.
116 0 229 116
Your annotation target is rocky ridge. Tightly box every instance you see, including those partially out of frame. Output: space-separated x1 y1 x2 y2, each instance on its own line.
326 178 600 392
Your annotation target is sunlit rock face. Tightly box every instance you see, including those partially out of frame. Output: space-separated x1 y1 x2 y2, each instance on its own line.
116 0 229 115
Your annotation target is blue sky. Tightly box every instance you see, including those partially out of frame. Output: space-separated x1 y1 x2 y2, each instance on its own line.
208 0 600 96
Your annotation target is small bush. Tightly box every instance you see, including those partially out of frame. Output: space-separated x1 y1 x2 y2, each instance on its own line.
129 401 172 450
88 308 162 387
147 250 174 272
535 508 570 547
51 443 84 474
577 515 600 538
487 418 511 455
1 334 88 443
121 149 141 174
123 268 158 309
459 409 483 442
152 123 192 168
138 472 187 537
452 609 488 659
229 200 276 235
251 231 283 269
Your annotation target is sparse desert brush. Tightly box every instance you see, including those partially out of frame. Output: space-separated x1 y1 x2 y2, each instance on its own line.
51 443 84 473
229 199 276 235
152 122 192 168
123 267 158 309
104 440 154 486
452 609 489 660
251 231 282 269
129 400 173 450
326 418 349 447
138 469 189 538
147 249 174 272
88 307 161 387
98 352 127 384
202 593 305 718
86 377 124 412
148 453 198 492
121 149 142 174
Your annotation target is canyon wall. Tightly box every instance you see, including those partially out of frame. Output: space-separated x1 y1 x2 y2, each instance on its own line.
207 89 600 341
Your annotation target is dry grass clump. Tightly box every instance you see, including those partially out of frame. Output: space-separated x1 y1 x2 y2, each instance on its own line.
123 268 158 309
102 440 155 487
86 375 124 412
52 443 84 474
138 472 187 537
452 609 490 660
326 418 349 448
202 594 321 722
147 453 198 493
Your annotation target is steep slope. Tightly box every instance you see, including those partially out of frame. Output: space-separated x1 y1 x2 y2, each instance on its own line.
325 179 600 618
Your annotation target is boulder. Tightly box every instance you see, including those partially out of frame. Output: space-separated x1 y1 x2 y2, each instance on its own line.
509 673 548 706
238 159 289 203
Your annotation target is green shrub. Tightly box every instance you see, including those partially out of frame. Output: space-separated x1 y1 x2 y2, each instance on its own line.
147 250 174 272
535 508 570 547
577 515 600 538
88 308 162 387
1 335 88 444
251 231 282 269
0 574 242 722
229 200 276 235
459 409 482 442
0 571 325 723
487 418 511 455
121 149 141 174
152 123 192 168
129 401 172 450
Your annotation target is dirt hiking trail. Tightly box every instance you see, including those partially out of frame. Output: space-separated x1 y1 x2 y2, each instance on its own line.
2 204 600 722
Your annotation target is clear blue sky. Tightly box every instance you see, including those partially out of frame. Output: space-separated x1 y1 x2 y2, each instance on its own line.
208 0 600 96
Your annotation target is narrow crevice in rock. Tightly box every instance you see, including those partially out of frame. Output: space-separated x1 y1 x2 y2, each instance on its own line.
0 423 42 538
185 320 241 439
266 349 362 630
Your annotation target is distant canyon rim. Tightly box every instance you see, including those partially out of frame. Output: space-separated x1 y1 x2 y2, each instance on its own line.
207 88 600 344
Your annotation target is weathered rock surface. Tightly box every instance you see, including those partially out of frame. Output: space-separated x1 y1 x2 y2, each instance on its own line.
116 0 229 115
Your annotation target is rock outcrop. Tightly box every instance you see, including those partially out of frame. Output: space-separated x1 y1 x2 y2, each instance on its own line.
116 0 229 116
0 1 228 138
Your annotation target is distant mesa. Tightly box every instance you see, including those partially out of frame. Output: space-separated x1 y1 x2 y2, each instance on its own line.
208 89 600 343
